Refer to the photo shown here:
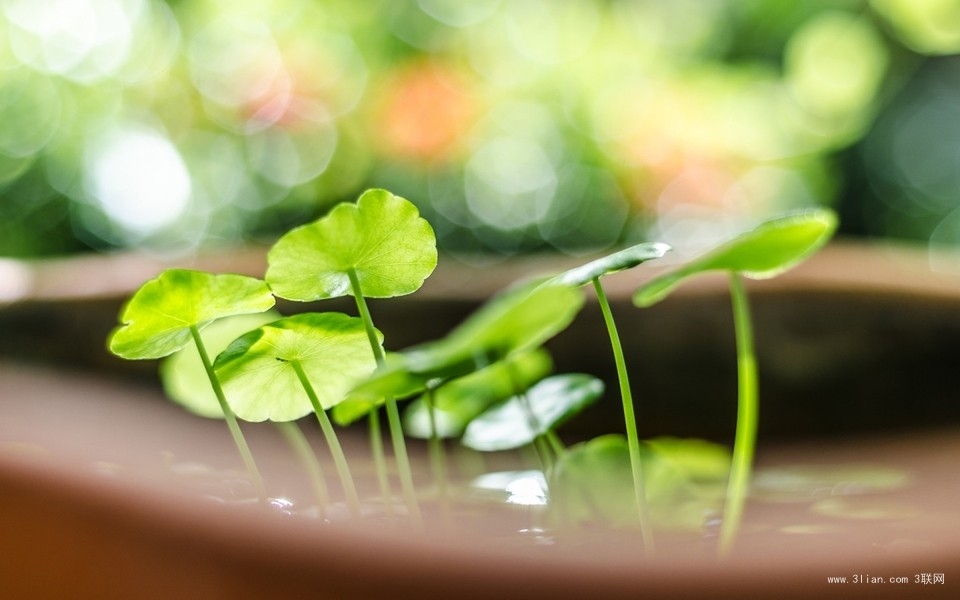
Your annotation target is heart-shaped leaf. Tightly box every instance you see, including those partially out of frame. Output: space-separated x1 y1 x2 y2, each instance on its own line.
333 281 583 424
402 349 553 439
462 374 604 452
552 242 671 287
266 188 437 300
634 209 837 307
108 269 275 359
214 312 381 422
160 311 280 418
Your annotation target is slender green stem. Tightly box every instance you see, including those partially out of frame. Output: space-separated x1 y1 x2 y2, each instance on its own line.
349 269 388 366
346 271 397 511
189 325 265 501
719 273 759 558
275 421 329 514
347 268 422 523
291 359 361 517
424 387 448 495
383 389 421 521
424 387 453 528
592 278 654 552
367 409 394 516
344 270 396 510
546 431 566 458
514 389 555 475
533 435 555 475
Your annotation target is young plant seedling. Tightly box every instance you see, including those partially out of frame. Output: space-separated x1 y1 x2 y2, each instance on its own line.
337 280 582 522
107 269 275 499
161 311 334 509
265 188 437 520
552 241 671 551
212 312 383 517
634 209 838 557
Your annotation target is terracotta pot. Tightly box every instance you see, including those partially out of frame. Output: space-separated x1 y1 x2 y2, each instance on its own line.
1 242 957 599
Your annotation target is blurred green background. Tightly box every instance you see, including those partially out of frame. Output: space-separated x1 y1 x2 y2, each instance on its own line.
2 0 959 262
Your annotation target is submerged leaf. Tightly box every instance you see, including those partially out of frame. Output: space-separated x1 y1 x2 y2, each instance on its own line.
214 313 381 422
634 209 838 307
552 242 671 287
402 350 554 438
462 374 604 452
266 188 437 300
161 311 280 418
108 269 275 359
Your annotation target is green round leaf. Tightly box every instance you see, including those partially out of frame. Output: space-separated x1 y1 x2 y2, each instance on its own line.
266 188 437 300
462 374 604 452
108 269 275 359
214 313 381 422
550 434 636 527
160 312 280 419
634 209 838 307
552 242 671 288
550 435 730 531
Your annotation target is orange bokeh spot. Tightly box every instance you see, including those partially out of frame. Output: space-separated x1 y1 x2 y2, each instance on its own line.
376 60 477 163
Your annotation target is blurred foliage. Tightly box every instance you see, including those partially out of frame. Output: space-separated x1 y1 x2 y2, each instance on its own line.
1 0 959 260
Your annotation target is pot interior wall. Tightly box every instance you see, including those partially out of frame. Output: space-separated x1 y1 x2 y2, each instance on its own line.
3 264 960 442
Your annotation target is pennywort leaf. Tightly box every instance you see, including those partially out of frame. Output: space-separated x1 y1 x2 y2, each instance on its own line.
160 311 280 418
634 209 838 307
108 269 275 359
266 188 437 301
550 435 730 531
552 242 671 287
462 374 604 452
214 313 381 422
